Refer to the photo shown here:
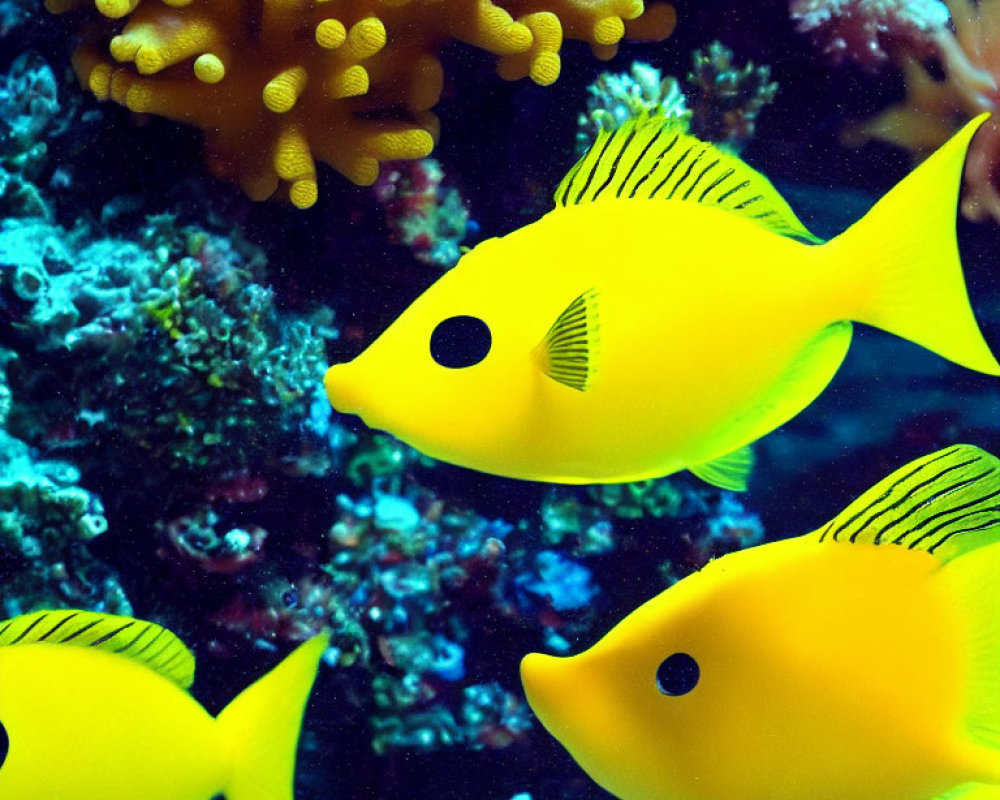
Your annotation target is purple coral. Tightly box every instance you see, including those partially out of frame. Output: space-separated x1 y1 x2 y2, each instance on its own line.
156 504 267 574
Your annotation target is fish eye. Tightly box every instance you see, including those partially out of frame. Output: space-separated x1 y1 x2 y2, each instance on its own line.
0 718 7 768
430 315 492 369
656 652 699 696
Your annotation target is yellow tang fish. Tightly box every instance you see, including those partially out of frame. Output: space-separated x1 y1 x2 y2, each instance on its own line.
521 444 1000 800
325 113 999 490
0 609 326 800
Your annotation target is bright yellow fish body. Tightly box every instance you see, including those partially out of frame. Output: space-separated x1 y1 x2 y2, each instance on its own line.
325 114 999 489
0 610 326 800
522 445 1000 800
452 201 844 476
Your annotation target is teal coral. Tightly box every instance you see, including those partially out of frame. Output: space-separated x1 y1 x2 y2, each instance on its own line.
0 0 30 33
578 42 778 151
586 477 686 520
539 491 615 555
686 40 779 147
0 425 129 617
577 60 689 149
0 52 60 218
0 348 11 428
344 432 436 489
1 215 337 478
371 679 532 753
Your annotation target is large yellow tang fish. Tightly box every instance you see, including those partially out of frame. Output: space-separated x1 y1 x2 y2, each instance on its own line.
521 444 1000 800
0 609 326 800
325 113 999 490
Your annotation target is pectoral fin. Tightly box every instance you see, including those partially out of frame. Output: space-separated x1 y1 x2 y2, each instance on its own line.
689 444 755 491
534 289 600 392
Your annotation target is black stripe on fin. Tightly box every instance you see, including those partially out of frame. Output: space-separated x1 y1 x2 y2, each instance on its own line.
813 445 1000 563
534 289 600 392
0 609 195 688
552 112 822 244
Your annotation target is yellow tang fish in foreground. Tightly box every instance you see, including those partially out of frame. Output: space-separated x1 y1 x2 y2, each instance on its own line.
325 113 1000 490
521 444 1000 800
0 609 326 800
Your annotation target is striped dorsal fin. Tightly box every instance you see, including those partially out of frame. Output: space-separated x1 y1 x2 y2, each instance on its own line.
554 112 821 243
0 609 195 688
813 445 1000 563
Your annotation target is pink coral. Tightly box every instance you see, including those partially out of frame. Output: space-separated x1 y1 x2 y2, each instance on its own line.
373 158 470 269
797 0 1000 223
791 0 950 66
156 505 268 574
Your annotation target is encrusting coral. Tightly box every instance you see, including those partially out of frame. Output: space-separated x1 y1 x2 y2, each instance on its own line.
0 52 61 218
0 425 130 617
0 216 336 481
49 0 677 208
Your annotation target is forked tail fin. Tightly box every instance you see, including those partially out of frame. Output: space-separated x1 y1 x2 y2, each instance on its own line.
218 634 327 800
826 113 999 375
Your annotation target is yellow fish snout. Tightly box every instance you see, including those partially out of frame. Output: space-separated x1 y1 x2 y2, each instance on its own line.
522 649 660 800
523 650 602 755
520 652 565 728
324 362 366 418
521 652 607 756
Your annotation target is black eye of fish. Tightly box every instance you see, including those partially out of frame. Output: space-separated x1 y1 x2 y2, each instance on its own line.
430 315 491 369
656 652 699 696
0 717 8 769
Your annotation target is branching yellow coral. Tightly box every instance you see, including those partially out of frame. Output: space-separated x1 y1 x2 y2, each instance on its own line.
50 0 677 208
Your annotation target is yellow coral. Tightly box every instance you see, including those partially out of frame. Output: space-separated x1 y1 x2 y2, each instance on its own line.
51 0 677 208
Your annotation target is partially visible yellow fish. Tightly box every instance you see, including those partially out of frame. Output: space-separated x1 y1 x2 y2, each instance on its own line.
0 609 326 800
325 113 998 490
521 444 1000 800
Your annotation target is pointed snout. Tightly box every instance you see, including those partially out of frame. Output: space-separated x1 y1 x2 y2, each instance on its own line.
323 362 362 416
523 649 649 800
521 651 571 731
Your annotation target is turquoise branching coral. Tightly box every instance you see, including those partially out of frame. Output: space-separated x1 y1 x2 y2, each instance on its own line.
49 0 677 207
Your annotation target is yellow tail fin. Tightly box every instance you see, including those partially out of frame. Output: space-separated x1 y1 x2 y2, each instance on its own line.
827 113 999 375
217 634 327 800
